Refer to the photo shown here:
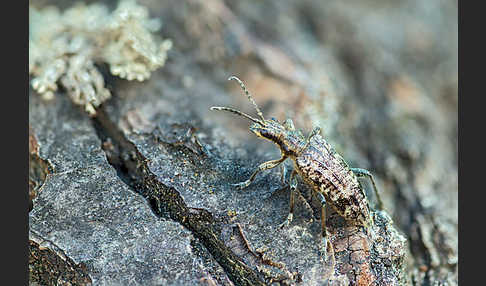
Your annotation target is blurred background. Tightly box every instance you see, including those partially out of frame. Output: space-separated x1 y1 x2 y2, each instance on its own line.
30 0 458 284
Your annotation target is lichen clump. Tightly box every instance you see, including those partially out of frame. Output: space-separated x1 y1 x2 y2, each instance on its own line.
29 0 172 115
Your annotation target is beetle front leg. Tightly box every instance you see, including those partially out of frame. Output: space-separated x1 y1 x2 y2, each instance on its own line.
279 170 298 229
351 167 384 210
234 155 287 189
280 163 287 184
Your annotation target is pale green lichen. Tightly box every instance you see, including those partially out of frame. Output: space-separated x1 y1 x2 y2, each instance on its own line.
29 0 172 115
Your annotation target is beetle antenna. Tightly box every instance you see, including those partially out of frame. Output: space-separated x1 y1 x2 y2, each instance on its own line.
228 76 266 122
210 106 264 125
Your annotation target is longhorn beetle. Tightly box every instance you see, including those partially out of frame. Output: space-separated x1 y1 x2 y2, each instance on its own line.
211 76 384 251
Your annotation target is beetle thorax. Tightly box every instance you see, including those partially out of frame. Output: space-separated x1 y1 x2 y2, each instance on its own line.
278 133 306 157
250 120 306 157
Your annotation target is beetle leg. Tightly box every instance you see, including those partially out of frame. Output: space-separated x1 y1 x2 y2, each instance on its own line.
316 192 330 258
299 127 321 154
317 192 327 239
283 118 295 131
234 155 287 189
351 167 384 210
280 163 287 184
308 126 321 141
279 170 298 229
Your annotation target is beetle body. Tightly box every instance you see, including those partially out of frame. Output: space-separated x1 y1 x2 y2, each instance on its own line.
293 134 372 227
211 76 381 241
248 113 373 228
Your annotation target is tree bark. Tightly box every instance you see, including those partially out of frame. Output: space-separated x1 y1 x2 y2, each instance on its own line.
29 1 457 285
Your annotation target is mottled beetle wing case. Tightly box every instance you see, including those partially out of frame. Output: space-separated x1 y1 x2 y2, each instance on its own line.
295 135 371 226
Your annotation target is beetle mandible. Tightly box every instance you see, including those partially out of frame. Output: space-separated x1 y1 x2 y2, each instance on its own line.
211 76 384 247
